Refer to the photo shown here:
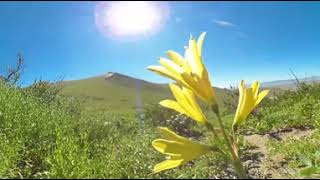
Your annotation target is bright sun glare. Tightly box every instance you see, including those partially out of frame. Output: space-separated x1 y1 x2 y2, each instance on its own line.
95 1 170 40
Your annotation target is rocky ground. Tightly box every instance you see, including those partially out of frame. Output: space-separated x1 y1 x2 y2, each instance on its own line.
215 127 316 179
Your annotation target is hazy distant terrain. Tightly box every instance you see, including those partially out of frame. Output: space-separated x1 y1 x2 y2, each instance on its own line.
260 76 320 89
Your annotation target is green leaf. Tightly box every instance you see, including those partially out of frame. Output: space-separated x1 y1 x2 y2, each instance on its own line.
300 166 319 177
315 151 320 162
298 155 313 167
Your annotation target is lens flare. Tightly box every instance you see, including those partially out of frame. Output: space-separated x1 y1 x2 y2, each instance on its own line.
95 1 170 41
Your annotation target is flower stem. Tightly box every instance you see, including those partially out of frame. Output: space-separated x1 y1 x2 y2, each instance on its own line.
232 157 247 179
205 122 227 156
214 110 247 179
205 122 220 142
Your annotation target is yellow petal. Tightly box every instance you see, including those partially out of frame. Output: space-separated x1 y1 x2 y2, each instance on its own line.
196 32 206 57
157 128 211 154
196 75 213 103
168 83 194 112
180 72 198 93
198 66 218 106
181 73 206 98
167 50 185 66
201 70 213 89
167 50 192 74
152 128 212 174
183 83 206 104
168 83 185 103
240 87 255 121
159 57 183 75
153 139 189 156
181 87 198 110
251 81 259 98
254 89 269 107
188 37 203 76
180 68 217 106
181 87 208 124
159 99 186 115
153 159 184 173
157 127 185 142
147 65 183 84
233 80 247 126
165 84 207 124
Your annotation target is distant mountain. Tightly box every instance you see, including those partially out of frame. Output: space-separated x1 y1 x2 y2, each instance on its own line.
60 72 229 112
260 76 320 89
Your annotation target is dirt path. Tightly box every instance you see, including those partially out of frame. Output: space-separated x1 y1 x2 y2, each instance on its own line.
243 128 316 179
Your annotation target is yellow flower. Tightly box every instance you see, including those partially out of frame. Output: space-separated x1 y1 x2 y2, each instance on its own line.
232 80 269 130
159 83 208 125
147 32 218 109
152 127 211 173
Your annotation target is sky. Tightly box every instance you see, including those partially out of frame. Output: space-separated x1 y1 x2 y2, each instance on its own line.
1 1 320 88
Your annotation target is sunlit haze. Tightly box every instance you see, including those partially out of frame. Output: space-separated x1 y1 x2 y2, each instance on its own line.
95 1 169 40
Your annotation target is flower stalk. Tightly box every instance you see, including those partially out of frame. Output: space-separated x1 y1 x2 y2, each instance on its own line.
204 122 220 142
215 110 247 179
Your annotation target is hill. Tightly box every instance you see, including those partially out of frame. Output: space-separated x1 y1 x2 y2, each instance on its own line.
60 72 230 112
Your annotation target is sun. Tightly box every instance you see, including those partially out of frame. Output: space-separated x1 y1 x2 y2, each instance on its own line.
95 1 170 40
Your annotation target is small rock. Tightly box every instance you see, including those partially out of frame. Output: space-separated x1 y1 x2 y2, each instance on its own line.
243 160 253 168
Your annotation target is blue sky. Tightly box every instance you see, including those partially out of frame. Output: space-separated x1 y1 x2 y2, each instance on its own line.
1 1 320 87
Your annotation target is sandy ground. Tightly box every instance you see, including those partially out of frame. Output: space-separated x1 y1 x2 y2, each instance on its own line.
243 128 316 179
213 127 316 179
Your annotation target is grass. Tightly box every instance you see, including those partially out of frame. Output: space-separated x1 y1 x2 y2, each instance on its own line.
0 81 161 178
0 79 228 178
268 130 320 178
2 72 320 178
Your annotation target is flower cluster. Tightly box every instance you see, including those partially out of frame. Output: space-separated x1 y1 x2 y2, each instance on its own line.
147 32 269 177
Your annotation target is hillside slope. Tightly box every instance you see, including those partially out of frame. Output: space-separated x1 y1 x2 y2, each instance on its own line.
60 72 230 112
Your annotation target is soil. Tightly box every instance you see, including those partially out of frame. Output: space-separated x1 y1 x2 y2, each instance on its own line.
215 127 316 179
